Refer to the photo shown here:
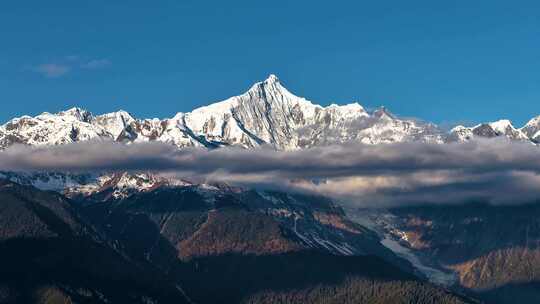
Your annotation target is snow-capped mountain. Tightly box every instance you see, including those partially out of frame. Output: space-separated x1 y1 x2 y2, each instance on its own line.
2 75 539 303
0 75 445 150
1 107 109 147
65 172 193 200
1 74 538 150
93 110 135 139
448 119 531 142
521 115 540 143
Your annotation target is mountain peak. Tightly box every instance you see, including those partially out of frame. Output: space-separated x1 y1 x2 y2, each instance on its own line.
58 107 93 123
265 74 280 84
245 74 296 103
521 115 540 138
373 106 396 120
524 115 540 126
97 109 134 120
60 107 86 114
251 74 282 91
489 119 515 133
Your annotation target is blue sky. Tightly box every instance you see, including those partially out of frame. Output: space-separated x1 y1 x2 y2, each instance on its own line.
1 1 538 127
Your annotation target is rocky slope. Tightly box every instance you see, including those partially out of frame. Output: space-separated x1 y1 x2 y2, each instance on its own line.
0 178 474 304
64 172 407 262
374 203 540 304
0 179 191 304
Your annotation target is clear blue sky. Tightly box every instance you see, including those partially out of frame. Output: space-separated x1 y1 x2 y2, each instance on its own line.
1 1 538 127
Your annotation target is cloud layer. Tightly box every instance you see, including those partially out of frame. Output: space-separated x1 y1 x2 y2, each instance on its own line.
1 139 540 207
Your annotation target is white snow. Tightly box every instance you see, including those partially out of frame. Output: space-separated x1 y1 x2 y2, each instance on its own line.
94 110 135 139
489 119 513 134
534 130 540 140
450 119 530 142
2 74 538 150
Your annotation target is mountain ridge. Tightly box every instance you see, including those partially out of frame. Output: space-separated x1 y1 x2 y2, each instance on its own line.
1 74 538 149
0 75 444 150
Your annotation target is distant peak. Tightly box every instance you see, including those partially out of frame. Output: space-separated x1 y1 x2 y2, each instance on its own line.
247 74 286 94
265 74 280 84
116 109 130 115
60 107 86 114
524 115 540 126
342 102 365 111
450 125 469 132
373 106 396 120
325 102 367 114
58 107 93 122
491 119 512 125
489 119 515 132
99 109 134 119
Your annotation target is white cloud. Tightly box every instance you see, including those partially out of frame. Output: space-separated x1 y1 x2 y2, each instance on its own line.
27 56 111 78
31 63 71 78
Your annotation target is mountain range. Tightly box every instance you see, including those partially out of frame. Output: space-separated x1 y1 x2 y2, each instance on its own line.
0 171 476 304
2 74 538 151
1 75 540 304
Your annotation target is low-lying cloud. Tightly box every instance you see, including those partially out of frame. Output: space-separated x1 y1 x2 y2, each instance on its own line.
1 139 540 207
